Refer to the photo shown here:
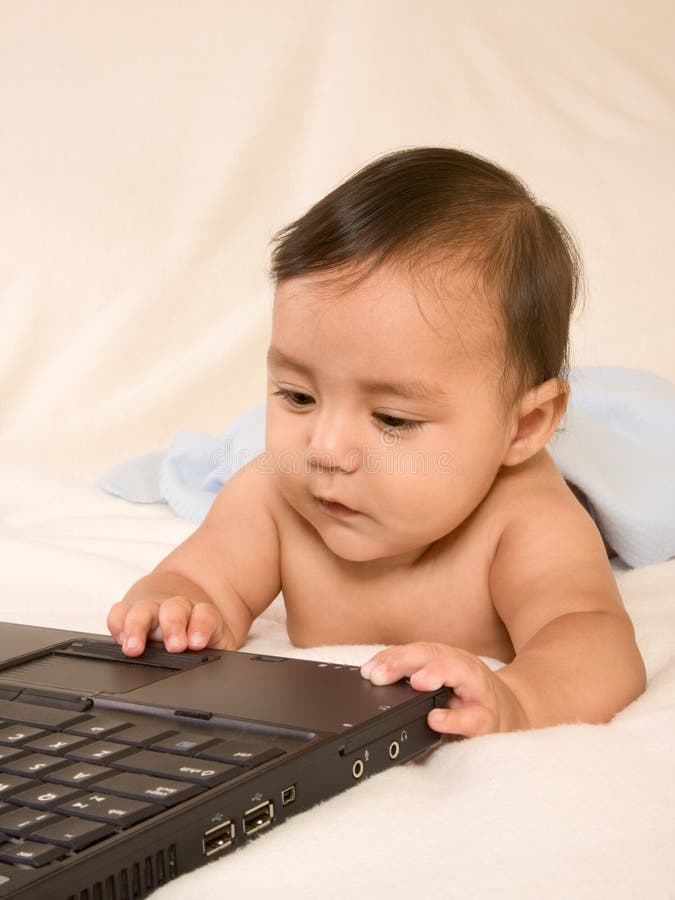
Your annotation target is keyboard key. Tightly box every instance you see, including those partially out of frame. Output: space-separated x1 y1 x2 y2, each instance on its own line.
0 807 60 838
0 839 65 867
107 724 179 747
197 741 285 768
30 815 115 851
0 699 91 731
26 732 91 755
66 741 135 764
0 688 20 700
112 749 240 786
92 772 203 807
0 774 31 799
55 792 160 828
9 783 83 810
66 717 132 738
0 725 47 746
1 753 68 777
44 762 113 787
0 747 25 765
151 733 219 755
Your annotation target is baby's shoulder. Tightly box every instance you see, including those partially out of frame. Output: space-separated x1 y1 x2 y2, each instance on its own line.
485 449 622 641
421 448 585 584
482 447 611 571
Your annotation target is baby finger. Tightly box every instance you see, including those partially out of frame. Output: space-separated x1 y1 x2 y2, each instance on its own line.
157 596 194 653
428 704 496 737
121 602 159 656
361 642 449 685
186 601 227 650
107 600 130 644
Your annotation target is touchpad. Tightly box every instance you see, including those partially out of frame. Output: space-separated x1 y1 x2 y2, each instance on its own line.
0 640 218 694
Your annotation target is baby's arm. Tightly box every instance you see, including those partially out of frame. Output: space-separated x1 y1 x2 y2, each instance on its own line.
362 493 646 735
107 460 281 656
486 495 646 728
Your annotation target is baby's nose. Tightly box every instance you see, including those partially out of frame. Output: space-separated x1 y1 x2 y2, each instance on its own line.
306 414 361 473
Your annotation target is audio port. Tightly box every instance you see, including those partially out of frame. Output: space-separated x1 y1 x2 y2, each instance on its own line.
388 740 400 760
352 758 364 779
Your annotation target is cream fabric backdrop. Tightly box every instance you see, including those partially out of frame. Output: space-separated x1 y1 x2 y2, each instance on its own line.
1 0 674 478
1 5 675 898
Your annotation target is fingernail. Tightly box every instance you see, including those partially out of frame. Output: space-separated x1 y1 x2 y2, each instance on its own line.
118 632 125 645
360 660 375 678
370 664 388 684
126 636 139 650
412 673 442 692
167 635 182 652
189 633 204 648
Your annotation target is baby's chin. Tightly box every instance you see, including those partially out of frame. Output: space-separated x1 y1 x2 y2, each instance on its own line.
281 483 432 565
315 522 430 568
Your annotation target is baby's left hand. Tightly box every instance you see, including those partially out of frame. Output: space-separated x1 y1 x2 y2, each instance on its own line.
360 642 528 737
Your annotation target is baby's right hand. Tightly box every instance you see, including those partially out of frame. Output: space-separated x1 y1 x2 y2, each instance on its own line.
107 593 234 657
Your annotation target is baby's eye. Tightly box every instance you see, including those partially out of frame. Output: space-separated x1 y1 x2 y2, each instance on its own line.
272 388 314 407
374 413 424 433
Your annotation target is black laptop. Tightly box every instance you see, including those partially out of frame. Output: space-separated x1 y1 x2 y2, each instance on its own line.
0 621 449 899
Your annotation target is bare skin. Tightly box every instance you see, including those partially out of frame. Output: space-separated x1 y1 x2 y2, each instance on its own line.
107 260 646 738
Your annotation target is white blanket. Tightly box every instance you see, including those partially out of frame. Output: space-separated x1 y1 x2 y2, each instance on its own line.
1 464 674 899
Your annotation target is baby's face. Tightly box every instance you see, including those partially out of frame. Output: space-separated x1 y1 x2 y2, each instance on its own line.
265 260 516 567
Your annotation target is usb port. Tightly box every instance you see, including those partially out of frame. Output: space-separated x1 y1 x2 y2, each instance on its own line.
243 800 274 835
202 820 235 857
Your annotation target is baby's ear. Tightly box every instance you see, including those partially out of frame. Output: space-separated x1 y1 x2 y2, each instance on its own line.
501 378 569 467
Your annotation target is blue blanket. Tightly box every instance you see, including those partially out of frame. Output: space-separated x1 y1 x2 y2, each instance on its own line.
98 366 675 568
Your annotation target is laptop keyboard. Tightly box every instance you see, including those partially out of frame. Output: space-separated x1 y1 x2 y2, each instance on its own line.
0 698 285 868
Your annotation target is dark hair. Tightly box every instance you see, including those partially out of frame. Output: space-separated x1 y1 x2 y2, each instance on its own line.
267 147 582 417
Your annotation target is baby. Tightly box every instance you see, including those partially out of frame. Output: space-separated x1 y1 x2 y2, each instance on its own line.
107 147 646 738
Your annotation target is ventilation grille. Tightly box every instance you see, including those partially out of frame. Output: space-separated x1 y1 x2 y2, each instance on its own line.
65 843 177 900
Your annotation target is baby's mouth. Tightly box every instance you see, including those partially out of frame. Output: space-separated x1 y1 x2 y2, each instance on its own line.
315 496 360 516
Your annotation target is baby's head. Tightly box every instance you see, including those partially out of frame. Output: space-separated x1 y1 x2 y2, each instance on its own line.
264 148 581 564
270 147 581 424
